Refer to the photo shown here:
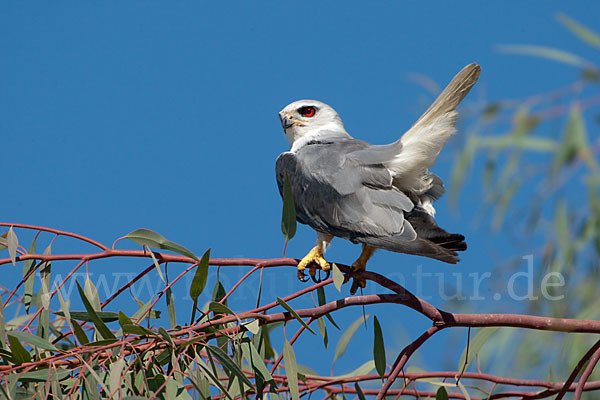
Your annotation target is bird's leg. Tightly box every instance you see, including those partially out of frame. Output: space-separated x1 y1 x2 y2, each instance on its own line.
297 233 333 282
349 244 376 295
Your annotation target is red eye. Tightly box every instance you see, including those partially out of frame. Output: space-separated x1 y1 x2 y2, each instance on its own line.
300 106 316 117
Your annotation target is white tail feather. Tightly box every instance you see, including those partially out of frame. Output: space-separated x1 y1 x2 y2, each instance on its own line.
385 63 480 193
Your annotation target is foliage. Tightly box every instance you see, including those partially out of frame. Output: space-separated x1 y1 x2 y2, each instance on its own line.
449 12 600 381
1 12 599 400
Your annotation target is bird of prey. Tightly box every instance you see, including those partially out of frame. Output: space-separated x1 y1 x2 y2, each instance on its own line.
276 63 480 294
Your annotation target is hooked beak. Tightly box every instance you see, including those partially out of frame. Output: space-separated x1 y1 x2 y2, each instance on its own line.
282 116 294 130
279 112 300 130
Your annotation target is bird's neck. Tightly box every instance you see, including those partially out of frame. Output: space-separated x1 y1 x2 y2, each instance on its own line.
290 128 351 153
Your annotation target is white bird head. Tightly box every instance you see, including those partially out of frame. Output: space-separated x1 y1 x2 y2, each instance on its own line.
279 100 349 152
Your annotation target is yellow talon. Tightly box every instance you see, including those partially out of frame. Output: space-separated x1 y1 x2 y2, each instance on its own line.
350 245 376 295
297 233 334 282
298 247 330 272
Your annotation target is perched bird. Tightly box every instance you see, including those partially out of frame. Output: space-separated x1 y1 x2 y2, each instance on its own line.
276 63 480 294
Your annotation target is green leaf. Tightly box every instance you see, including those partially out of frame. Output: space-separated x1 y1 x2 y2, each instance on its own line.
84 277 101 312
23 238 37 313
497 44 591 68
122 324 157 337
158 327 174 345
55 311 119 323
553 105 597 174
276 297 316 335
7 227 18 266
19 368 71 382
316 317 328 348
195 357 233 400
125 228 199 262
0 232 7 251
457 380 471 400
334 314 370 362
457 327 499 373
109 357 126 396
556 13 600 49
205 344 253 388
148 248 165 283
0 295 5 350
8 331 57 351
72 320 89 345
281 172 297 240
209 301 236 317
245 319 260 334
7 334 31 363
316 286 340 329
76 281 116 340
436 387 449 400
331 360 374 379
131 297 161 322
118 311 133 327
283 339 299 400
212 280 227 304
373 316 386 379
166 287 177 329
85 338 118 347
242 339 274 383
332 263 343 292
354 382 366 400
189 249 211 301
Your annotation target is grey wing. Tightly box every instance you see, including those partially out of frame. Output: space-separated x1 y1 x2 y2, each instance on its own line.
276 143 416 241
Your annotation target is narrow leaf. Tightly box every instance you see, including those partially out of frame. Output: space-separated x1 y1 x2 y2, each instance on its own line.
332 263 343 292
7 227 18 266
84 276 101 312
283 339 299 400
8 331 57 351
76 281 116 340
316 317 328 348
334 314 370 362
436 387 449 400
317 286 340 329
0 232 7 251
497 44 590 68
109 357 126 397
55 311 119 323
125 228 199 261
19 368 71 382
243 340 274 383
7 334 31 363
281 172 297 240
276 297 316 335
331 360 374 379
166 287 176 329
457 327 499 372
373 316 386 379
0 295 4 350
118 311 133 327
189 249 211 301
72 320 89 345
23 238 37 313
556 13 600 49
205 344 254 388
148 248 165 283
245 319 260 334
354 382 366 400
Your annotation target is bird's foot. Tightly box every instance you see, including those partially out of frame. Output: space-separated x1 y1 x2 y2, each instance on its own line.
297 247 331 282
348 259 367 295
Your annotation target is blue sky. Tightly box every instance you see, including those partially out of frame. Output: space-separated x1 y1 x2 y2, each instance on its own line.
2 1 598 379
